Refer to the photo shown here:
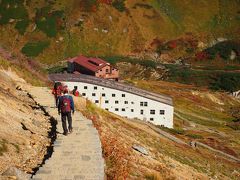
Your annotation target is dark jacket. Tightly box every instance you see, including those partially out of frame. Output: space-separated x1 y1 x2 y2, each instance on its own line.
58 94 75 113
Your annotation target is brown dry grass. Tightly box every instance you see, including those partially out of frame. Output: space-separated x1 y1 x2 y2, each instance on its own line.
77 93 240 180
82 100 132 179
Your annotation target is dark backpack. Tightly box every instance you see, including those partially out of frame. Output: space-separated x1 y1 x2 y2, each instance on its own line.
61 96 71 113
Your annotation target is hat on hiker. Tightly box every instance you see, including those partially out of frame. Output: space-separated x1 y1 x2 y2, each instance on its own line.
63 89 68 94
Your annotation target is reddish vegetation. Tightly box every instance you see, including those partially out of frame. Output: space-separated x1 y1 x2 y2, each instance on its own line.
83 109 132 179
195 51 209 61
98 0 112 5
168 41 178 49
201 138 238 157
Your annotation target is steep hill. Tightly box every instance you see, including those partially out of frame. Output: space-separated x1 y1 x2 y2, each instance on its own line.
0 67 51 177
0 0 239 64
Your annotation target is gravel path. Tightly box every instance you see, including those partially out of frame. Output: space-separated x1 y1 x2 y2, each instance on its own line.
27 87 104 180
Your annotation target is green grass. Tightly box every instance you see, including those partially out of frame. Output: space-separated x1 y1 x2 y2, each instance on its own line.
151 0 183 32
21 41 50 57
102 56 157 68
35 6 64 37
164 64 240 91
157 126 185 135
47 65 67 74
0 0 28 25
15 19 30 35
186 134 203 139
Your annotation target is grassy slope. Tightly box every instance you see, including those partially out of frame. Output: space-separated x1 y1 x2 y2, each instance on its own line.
134 80 240 156
0 55 47 86
0 0 239 64
80 97 240 179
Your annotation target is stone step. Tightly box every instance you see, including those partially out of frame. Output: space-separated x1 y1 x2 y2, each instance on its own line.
29 87 104 180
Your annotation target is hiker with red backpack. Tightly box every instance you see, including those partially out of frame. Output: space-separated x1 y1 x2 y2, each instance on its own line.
58 89 75 136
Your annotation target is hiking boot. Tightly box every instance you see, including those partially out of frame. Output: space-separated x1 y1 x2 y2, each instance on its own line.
63 132 68 136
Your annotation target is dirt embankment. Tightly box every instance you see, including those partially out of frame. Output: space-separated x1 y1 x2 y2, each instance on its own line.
0 69 52 177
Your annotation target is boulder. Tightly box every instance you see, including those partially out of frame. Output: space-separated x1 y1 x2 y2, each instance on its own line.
132 144 149 155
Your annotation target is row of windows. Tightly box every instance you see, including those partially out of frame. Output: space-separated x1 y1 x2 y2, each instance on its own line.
102 107 165 115
105 108 155 121
83 86 126 97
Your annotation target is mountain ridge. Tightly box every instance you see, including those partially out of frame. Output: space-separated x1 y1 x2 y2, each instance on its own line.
0 0 239 64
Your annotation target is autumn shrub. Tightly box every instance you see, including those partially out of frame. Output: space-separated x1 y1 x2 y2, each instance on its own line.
83 101 132 179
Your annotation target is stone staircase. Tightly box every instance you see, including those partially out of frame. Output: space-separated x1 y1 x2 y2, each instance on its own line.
27 87 104 180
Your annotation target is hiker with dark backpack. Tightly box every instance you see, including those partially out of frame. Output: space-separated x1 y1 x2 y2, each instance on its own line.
58 89 75 136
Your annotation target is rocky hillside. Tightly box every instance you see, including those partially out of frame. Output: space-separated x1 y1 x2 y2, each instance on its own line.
0 63 53 178
0 0 239 64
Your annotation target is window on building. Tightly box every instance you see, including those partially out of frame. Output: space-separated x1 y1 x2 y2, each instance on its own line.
95 100 99 104
112 94 116 97
92 93 96 96
140 110 144 115
115 108 119 111
122 94 125 97
105 100 109 104
160 110 165 115
84 86 87 89
105 108 109 111
122 108 125 112
74 86 78 89
150 110 155 115
102 93 106 97
94 86 97 90
131 109 134 112
144 102 148 106
124 101 128 104
115 100 119 104
150 118 154 121
106 69 109 73
131 102 134 104
82 93 86 96
140 102 144 106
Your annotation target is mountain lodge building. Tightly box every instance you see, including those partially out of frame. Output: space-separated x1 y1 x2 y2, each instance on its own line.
68 56 119 81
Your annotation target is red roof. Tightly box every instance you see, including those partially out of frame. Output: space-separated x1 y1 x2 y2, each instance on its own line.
69 56 110 72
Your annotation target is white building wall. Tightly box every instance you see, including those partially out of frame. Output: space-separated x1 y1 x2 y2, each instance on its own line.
62 81 174 128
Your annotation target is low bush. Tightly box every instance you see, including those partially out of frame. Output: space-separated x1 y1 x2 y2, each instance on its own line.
0 0 28 25
210 73 240 92
186 134 203 139
35 6 64 37
227 121 240 130
0 139 8 156
21 41 50 57
204 41 240 61
158 126 185 135
15 19 29 34
112 0 126 12
47 66 67 74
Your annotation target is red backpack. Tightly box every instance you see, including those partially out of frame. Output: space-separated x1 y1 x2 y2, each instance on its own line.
61 96 71 113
